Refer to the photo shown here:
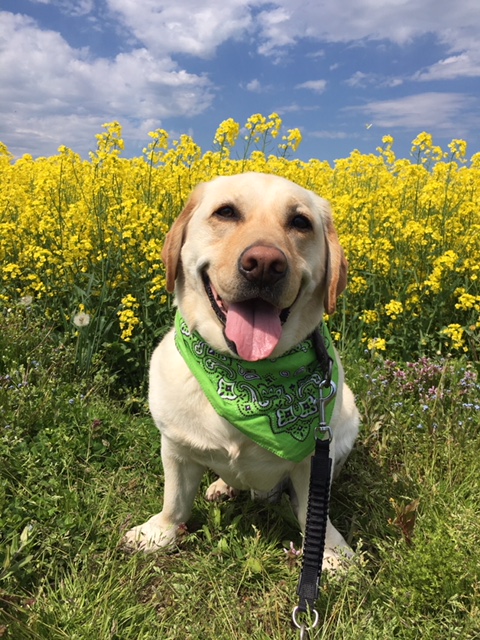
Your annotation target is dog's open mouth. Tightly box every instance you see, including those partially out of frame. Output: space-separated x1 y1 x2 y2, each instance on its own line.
203 275 290 362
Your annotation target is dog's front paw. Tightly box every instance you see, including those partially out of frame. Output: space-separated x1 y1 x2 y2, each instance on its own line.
123 515 183 552
205 478 239 502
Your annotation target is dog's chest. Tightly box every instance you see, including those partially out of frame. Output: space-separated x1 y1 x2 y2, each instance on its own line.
161 392 292 490
149 333 296 490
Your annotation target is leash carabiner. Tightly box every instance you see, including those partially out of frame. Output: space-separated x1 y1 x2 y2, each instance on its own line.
292 606 320 638
316 380 336 435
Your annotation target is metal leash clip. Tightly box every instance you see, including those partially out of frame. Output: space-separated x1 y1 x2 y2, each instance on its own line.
292 606 320 638
315 380 336 442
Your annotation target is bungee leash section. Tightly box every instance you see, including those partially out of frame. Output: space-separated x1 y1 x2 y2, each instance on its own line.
292 327 337 638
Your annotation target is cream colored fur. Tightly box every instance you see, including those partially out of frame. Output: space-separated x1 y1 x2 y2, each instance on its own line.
124 172 360 570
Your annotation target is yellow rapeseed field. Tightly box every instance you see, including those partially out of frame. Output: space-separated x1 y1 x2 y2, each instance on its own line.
1 114 479 373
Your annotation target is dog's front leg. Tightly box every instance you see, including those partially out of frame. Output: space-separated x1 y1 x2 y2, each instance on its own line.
289 456 352 572
124 437 204 552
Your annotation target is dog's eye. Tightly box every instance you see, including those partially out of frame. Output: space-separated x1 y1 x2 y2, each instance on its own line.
214 205 238 220
290 214 313 231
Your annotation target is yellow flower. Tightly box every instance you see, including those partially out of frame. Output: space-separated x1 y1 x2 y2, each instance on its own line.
360 310 379 324
411 132 434 154
267 112 283 139
279 128 302 153
214 118 241 148
441 323 465 350
367 337 387 351
448 138 468 161
377 135 396 163
384 300 404 320
348 276 368 295
3 263 22 280
143 129 170 165
118 295 141 342
454 288 480 311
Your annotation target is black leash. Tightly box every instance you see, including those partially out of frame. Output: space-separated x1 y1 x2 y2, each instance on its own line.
292 327 336 637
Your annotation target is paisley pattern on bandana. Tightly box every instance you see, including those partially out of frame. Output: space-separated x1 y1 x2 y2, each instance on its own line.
174 312 338 462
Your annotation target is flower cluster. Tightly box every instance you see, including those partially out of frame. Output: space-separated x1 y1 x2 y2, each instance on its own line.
213 118 241 150
385 300 404 320
117 294 141 342
441 324 466 352
365 357 480 433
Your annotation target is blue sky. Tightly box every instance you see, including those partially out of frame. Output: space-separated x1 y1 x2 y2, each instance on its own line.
1 0 479 164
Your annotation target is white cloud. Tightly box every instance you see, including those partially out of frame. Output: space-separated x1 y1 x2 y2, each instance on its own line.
0 11 213 157
101 0 478 85
310 130 349 139
306 49 326 59
29 0 95 17
345 71 404 89
254 0 480 52
92 0 480 66
413 52 480 81
385 78 404 88
345 71 374 88
245 79 262 92
256 6 295 56
348 92 476 132
29 1 480 81
278 103 320 113
107 0 253 58
295 80 327 94
243 78 276 93
251 0 480 83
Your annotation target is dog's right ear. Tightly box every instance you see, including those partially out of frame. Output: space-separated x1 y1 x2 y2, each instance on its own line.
162 185 204 293
321 202 348 315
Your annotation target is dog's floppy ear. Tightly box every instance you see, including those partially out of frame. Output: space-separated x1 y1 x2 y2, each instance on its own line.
162 184 204 293
323 205 348 314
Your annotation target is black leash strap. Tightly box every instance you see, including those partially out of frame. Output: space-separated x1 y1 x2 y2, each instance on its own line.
292 327 336 636
295 433 332 613
312 327 333 388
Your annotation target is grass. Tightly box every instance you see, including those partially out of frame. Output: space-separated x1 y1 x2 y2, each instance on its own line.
1 306 480 639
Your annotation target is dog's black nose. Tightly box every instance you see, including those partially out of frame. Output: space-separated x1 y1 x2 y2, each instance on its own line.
238 244 288 287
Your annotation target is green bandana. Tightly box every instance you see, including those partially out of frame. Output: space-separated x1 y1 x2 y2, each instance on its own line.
174 312 338 463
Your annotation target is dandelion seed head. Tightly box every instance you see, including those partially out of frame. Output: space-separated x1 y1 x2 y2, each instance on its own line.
73 312 91 328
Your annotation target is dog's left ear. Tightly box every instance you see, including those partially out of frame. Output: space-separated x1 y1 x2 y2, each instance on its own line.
162 184 204 293
323 205 348 314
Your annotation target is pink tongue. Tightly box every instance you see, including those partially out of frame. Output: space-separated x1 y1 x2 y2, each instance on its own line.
225 300 282 361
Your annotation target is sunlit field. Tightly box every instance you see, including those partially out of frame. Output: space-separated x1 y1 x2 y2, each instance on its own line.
1 114 479 377
1 115 479 639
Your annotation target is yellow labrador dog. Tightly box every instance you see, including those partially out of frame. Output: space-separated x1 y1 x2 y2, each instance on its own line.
124 172 359 569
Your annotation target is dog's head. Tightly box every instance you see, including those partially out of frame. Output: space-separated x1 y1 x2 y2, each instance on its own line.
162 172 347 361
